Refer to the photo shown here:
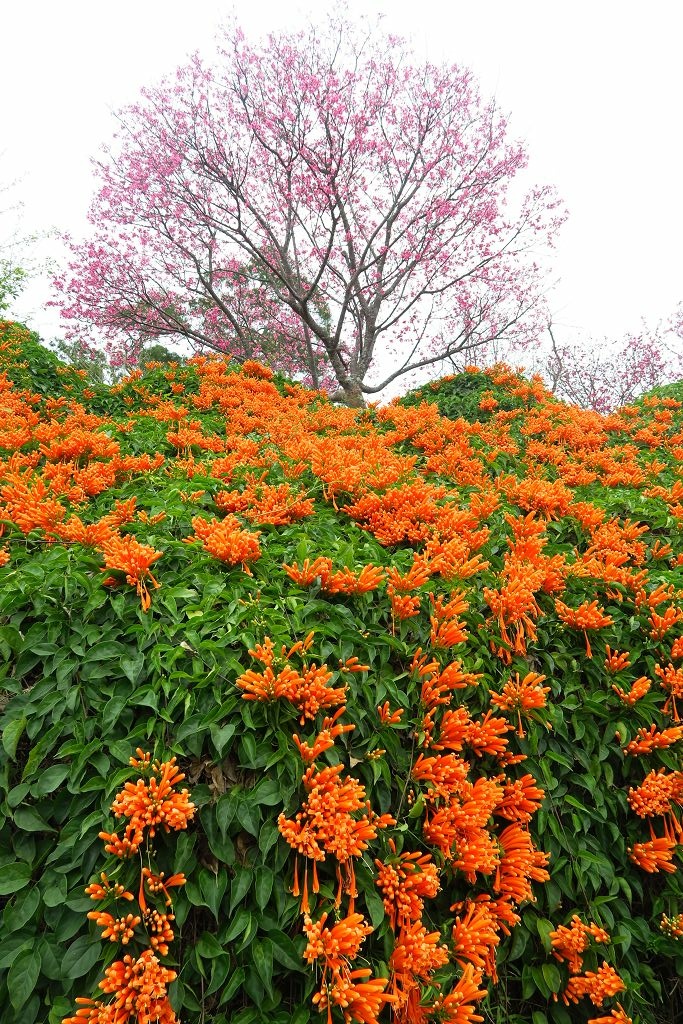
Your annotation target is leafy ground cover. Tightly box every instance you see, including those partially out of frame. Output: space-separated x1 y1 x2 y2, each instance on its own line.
0 319 682 1024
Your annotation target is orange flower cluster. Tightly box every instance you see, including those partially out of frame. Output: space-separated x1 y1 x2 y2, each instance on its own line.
587 1005 633 1024
660 912 683 938
612 675 651 705
215 480 315 524
623 723 683 756
100 533 162 612
189 512 261 568
304 911 392 1024
555 599 614 658
654 662 683 720
604 645 631 673
628 836 678 874
490 671 551 737
483 513 563 662
63 751 193 1024
64 951 178 1024
284 556 385 595
236 634 347 722
549 915 610 974
99 752 195 857
562 962 626 1007
430 590 469 649
278 761 394 913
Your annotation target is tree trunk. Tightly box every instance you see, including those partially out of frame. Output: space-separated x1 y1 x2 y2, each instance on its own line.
329 382 366 408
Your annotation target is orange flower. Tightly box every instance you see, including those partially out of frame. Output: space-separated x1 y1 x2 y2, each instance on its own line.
101 756 195 856
100 533 162 611
375 847 440 930
378 701 404 725
627 836 678 873
190 513 260 569
313 968 393 1024
451 900 501 979
549 915 610 975
624 724 683 755
494 774 545 823
604 645 631 673
654 662 683 720
293 707 356 763
428 964 487 1024
612 675 651 705
562 961 626 1006
278 762 393 912
304 910 372 969
555 599 614 658
85 910 141 944
490 672 550 737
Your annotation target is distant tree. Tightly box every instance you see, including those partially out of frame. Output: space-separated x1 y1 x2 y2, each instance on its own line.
0 178 29 314
56 16 565 405
545 323 683 413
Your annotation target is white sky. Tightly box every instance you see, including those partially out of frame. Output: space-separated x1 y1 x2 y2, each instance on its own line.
1 0 682 356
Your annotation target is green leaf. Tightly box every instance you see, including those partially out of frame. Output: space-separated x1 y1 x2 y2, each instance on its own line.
222 908 251 944
31 763 70 797
210 723 236 757
196 932 224 958
62 934 102 979
3 887 40 932
269 929 303 972
229 867 253 914
0 862 32 895
87 641 127 661
254 865 274 911
252 938 274 999
2 716 26 759
8 947 41 1011
536 918 556 954
14 806 56 832
235 797 260 836
120 651 145 684
542 962 562 994
221 966 246 1004
216 791 238 837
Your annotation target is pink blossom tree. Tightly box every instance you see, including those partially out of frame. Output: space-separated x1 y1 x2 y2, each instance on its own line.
55 17 565 404
545 323 683 413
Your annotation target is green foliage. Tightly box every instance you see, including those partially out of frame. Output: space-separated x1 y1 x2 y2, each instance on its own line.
0 326 682 1023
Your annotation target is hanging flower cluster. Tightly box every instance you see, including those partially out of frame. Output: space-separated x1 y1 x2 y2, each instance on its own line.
63 750 195 1024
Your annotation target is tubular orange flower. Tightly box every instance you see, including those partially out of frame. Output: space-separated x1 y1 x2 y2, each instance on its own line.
374 848 440 930
494 774 545 823
378 701 404 725
428 964 487 1024
555 599 614 658
106 756 195 852
660 912 683 938
99 533 162 611
549 915 610 975
562 961 626 1006
604 645 631 673
627 836 678 873
490 672 550 737
189 513 260 569
624 724 683 755
612 675 652 705
451 900 501 979
85 910 141 944
313 968 393 1024
654 662 683 720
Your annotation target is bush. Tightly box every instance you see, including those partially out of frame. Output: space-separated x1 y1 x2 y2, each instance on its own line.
0 323 681 1024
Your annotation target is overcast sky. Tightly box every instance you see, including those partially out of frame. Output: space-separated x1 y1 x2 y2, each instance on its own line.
1 0 681 353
